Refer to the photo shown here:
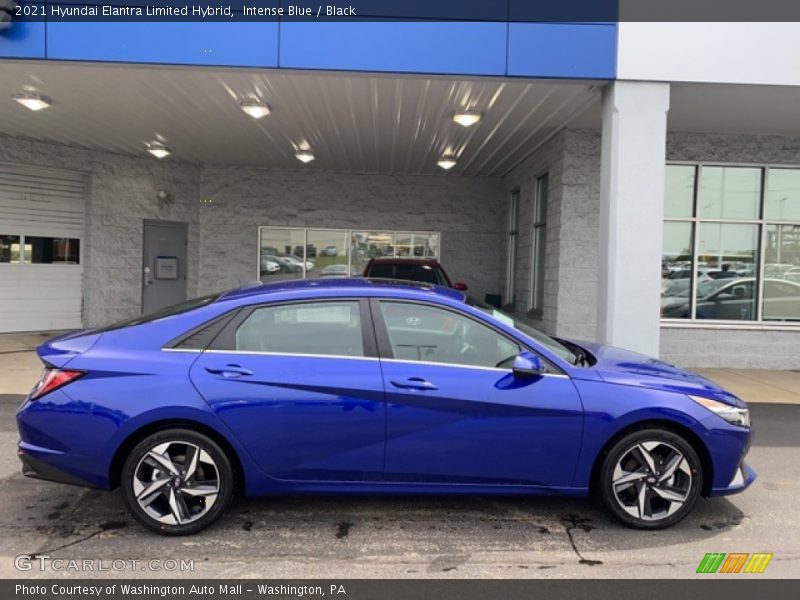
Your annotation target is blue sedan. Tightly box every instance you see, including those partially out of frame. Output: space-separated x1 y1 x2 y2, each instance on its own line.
16 279 754 535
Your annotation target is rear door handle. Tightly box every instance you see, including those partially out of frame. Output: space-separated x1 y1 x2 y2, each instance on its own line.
390 377 438 391
205 365 254 378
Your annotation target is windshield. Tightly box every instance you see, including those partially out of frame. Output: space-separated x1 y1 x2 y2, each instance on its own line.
467 297 580 365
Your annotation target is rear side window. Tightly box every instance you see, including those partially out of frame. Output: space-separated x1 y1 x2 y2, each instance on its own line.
368 264 446 285
235 301 364 357
97 294 220 332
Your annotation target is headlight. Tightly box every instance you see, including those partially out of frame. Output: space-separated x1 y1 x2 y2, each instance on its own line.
689 395 750 428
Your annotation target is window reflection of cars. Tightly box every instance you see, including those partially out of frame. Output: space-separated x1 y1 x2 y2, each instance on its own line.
661 277 800 320
322 246 338 257
262 254 302 273
320 264 350 277
260 259 280 274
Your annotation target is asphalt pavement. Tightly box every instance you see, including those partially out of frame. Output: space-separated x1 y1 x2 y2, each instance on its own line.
1 395 798 579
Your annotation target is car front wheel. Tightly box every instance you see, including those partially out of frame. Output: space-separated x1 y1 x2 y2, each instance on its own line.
599 428 703 529
121 428 234 535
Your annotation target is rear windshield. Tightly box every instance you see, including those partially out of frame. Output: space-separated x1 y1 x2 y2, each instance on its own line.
94 293 220 333
368 264 447 285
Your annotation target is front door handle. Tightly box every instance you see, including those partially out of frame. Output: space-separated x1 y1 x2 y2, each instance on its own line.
390 377 438 391
205 365 254 378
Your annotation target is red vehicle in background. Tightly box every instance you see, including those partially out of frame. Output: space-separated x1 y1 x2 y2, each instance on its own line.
363 257 468 291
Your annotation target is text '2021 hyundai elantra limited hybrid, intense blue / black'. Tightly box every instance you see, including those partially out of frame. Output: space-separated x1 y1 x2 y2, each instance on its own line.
16 279 755 535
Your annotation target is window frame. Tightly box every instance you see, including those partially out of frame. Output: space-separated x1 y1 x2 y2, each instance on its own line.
529 173 549 315
0 233 82 266
207 298 379 360
504 188 520 308
663 160 800 330
369 298 563 374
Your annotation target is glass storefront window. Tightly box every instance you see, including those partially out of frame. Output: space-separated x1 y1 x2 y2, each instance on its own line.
765 168 800 222
664 165 696 218
696 223 758 320
259 227 441 282
698 166 761 220
764 224 800 321
661 222 694 319
663 164 799 324
307 229 351 279
259 228 306 282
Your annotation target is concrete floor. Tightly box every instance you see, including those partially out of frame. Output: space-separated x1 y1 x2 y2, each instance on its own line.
0 331 798 579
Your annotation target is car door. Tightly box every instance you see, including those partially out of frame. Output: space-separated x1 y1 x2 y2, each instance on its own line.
373 299 584 488
190 299 386 482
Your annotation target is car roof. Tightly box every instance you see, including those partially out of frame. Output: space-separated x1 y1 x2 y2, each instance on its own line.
366 257 442 266
218 277 465 303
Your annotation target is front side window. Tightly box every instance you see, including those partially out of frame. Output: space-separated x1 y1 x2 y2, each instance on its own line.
236 301 364 357
662 164 800 323
378 301 519 369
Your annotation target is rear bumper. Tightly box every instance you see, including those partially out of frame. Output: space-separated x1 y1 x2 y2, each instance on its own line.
18 446 97 488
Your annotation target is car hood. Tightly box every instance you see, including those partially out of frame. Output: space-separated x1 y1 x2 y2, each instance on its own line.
572 340 745 408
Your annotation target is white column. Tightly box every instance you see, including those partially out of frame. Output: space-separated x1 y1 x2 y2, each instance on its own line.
596 81 670 356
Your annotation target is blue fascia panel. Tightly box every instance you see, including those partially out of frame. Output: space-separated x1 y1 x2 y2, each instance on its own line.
279 21 507 76
46 21 279 67
507 22 617 79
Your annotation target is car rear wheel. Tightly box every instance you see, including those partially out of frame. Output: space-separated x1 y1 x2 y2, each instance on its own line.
599 428 703 529
121 428 234 535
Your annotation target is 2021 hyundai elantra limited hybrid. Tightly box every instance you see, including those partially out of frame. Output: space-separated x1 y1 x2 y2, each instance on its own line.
17 279 754 535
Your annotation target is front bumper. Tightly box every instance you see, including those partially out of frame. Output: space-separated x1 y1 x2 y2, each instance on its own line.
710 462 757 497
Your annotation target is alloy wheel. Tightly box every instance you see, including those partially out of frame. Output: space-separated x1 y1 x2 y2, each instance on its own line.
611 440 693 522
132 441 220 526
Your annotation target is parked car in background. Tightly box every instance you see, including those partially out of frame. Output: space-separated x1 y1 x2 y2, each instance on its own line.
322 246 339 257
320 264 350 277
17 279 754 535
261 254 302 273
363 257 467 290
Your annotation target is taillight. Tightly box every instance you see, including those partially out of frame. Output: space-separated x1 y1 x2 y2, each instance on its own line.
30 368 85 401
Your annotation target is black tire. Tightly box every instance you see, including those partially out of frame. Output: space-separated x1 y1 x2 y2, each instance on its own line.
598 427 703 529
121 428 234 535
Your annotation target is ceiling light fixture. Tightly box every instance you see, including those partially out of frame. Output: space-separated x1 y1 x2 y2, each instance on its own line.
240 100 271 119
12 92 53 112
437 156 457 170
453 111 482 127
295 149 315 163
146 141 171 159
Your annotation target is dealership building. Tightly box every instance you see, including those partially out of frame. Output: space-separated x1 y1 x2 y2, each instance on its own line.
0 13 799 369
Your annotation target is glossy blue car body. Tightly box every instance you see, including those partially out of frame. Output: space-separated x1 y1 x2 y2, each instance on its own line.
17 279 755 500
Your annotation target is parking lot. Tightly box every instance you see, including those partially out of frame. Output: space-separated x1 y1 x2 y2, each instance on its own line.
1 338 798 579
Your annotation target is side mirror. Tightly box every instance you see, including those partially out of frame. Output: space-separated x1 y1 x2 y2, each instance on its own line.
453 282 468 291
512 351 545 377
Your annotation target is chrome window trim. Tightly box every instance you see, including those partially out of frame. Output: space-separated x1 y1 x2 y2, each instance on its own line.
204 349 379 361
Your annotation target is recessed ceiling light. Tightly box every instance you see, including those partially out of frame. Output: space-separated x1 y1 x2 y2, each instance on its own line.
453 111 482 127
295 150 315 163
240 100 270 119
437 156 457 170
12 92 52 112
146 141 171 159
